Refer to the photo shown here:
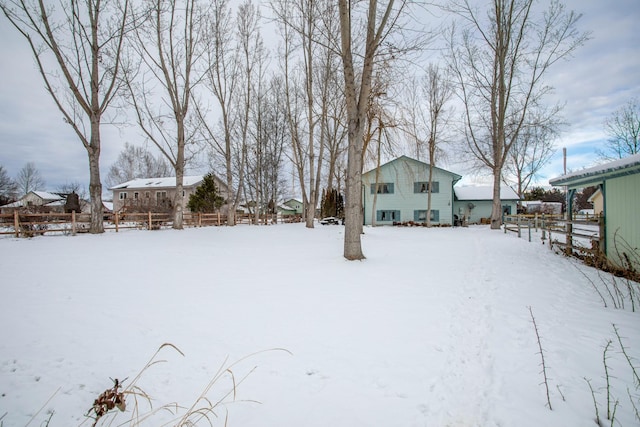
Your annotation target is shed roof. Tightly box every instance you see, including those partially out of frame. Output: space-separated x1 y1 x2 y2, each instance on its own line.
454 185 520 201
110 176 204 190
549 153 640 187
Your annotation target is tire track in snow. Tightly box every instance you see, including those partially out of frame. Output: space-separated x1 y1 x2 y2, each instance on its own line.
420 230 499 427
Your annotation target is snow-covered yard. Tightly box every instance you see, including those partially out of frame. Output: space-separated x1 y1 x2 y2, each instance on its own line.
0 224 638 426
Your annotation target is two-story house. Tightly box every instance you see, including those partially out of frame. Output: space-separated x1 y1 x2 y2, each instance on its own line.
362 156 462 226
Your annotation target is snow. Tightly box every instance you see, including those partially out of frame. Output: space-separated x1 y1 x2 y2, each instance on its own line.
109 176 204 190
549 152 640 185
1 224 638 426
454 185 520 201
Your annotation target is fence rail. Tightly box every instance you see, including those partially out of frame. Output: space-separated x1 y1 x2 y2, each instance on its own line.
0 211 302 237
503 213 605 258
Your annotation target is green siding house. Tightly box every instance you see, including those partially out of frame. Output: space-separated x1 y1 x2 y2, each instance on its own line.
362 156 462 225
549 153 640 269
453 186 520 224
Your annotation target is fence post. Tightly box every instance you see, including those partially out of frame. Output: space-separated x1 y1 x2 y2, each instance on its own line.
148 211 152 230
115 212 119 232
528 219 531 242
517 215 521 238
217 212 220 226
566 221 573 255
534 213 538 232
71 211 77 236
598 215 605 257
198 212 202 227
14 210 19 238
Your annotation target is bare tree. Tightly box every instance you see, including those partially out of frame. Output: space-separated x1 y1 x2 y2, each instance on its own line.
504 105 559 197
16 162 45 196
1 0 130 233
338 0 410 259
447 0 588 229
0 165 18 204
599 97 640 160
105 142 172 188
197 0 240 225
272 0 334 228
234 0 264 223
415 64 453 227
125 0 206 229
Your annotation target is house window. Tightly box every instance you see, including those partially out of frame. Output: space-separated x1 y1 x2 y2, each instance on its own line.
414 181 439 193
376 210 400 222
145 191 150 198
371 183 394 194
119 192 127 200
134 192 139 199
156 191 167 202
414 210 440 222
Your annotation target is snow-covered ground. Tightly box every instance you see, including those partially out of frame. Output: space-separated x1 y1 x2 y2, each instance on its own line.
0 224 638 426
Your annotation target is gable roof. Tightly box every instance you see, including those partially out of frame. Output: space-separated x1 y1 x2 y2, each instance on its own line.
363 155 462 181
549 153 640 187
454 185 520 201
109 176 205 190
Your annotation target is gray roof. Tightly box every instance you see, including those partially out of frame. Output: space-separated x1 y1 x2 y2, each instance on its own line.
549 153 640 187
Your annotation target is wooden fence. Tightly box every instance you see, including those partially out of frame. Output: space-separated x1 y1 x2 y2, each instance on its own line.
0 211 303 237
503 213 605 258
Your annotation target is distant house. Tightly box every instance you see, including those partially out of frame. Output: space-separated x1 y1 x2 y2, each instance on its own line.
110 175 228 213
282 198 304 215
588 188 603 215
453 186 521 224
0 191 65 213
362 156 462 225
549 153 640 269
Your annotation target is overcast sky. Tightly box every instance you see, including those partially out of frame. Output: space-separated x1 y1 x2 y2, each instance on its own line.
0 0 638 195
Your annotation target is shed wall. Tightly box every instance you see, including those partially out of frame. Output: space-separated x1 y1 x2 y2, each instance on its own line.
604 173 640 267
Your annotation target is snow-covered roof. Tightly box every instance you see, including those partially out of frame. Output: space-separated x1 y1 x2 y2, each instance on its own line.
110 176 204 190
32 191 64 201
454 185 520 201
549 153 640 187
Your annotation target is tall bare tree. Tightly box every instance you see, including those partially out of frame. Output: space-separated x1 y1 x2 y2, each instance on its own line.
272 0 334 228
1 0 129 233
125 0 206 229
234 0 264 223
338 0 410 259
599 97 640 160
411 64 453 227
447 0 588 229
197 0 240 225
16 162 45 196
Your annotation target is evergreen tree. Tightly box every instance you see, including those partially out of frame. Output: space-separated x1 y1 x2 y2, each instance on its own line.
187 174 225 213
320 188 344 218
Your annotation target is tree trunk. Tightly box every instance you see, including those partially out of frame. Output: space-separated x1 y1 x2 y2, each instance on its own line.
87 126 104 234
173 122 185 229
491 168 502 229
427 160 433 227
344 126 365 260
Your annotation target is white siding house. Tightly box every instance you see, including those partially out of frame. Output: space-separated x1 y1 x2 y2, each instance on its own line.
362 156 462 225
110 175 228 213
